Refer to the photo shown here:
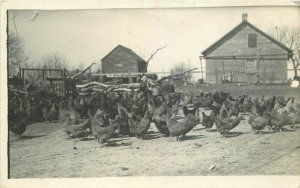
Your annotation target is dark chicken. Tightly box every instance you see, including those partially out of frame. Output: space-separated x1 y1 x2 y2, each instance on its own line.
166 109 200 141
202 111 216 131
128 111 152 139
215 107 243 137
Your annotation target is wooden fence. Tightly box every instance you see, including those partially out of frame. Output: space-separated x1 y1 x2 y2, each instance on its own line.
21 68 65 96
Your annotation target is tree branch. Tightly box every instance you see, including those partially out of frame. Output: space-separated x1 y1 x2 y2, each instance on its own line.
143 45 167 73
146 45 167 63
13 11 19 38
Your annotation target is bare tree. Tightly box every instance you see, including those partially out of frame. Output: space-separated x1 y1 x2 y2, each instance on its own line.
35 52 69 79
144 45 167 72
173 62 193 81
269 26 300 77
39 52 68 69
7 31 28 77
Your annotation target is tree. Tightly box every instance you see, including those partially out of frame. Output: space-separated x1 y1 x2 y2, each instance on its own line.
173 62 193 81
39 52 68 69
7 31 28 77
269 26 300 77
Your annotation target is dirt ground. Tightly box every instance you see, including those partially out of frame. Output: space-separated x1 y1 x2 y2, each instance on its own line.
8 84 300 178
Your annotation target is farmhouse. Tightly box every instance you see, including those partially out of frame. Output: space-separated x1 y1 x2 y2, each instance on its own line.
201 14 293 84
101 45 147 83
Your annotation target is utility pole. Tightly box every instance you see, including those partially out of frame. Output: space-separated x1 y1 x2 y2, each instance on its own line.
199 56 204 80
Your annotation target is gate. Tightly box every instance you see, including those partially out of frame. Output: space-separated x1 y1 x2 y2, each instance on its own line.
21 68 65 96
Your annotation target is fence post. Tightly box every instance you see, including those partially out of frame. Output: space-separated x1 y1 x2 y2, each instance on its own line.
170 69 174 85
129 73 133 83
263 68 266 85
215 68 219 84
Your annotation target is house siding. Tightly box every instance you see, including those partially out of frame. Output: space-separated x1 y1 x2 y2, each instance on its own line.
102 46 139 74
205 25 288 83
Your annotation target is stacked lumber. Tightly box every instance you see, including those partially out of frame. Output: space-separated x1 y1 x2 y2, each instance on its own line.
76 81 141 95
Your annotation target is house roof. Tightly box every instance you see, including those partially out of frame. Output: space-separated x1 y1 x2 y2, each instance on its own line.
101 44 146 64
201 20 293 56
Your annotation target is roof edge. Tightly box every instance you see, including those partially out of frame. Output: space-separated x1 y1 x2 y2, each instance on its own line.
201 20 293 57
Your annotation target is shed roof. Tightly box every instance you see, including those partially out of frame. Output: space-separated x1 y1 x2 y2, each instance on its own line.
101 44 146 64
201 20 293 56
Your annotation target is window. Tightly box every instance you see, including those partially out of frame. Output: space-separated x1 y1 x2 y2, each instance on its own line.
248 33 257 48
245 59 256 74
114 63 124 67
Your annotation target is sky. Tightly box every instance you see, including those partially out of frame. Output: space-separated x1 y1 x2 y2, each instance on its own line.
7 6 300 79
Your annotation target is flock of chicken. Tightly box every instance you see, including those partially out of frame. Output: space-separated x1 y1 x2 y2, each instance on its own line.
8 88 300 143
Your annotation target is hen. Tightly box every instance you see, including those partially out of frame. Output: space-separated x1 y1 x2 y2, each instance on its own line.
269 98 292 132
166 109 200 141
248 110 270 134
43 102 59 122
202 110 216 131
286 99 300 128
183 105 198 117
62 115 91 138
90 110 119 143
9 99 30 137
152 115 169 136
215 109 243 137
127 111 152 139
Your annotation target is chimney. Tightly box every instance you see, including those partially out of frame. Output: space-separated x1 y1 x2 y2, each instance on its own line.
242 13 248 22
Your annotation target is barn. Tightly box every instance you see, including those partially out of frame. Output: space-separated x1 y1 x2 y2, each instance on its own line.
101 45 147 83
201 14 293 84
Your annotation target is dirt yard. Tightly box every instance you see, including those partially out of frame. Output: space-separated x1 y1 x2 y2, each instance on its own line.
8 84 300 178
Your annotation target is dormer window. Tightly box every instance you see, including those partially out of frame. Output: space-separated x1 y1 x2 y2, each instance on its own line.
248 33 257 48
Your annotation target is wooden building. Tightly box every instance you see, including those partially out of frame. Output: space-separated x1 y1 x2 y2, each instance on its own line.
201 14 293 84
101 45 147 83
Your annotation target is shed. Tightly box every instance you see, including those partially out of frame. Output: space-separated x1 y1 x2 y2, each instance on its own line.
201 14 293 84
101 45 147 83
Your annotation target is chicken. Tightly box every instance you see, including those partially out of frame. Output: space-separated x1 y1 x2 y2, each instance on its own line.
200 94 213 108
253 96 267 116
269 109 289 132
43 102 59 122
224 99 239 117
127 111 152 139
215 111 243 137
248 110 270 134
183 105 198 117
202 111 216 131
239 96 253 113
90 110 119 143
180 92 193 106
148 100 167 118
166 109 200 141
62 115 91 138
26 99 45 123
115 102 131 136
286 99 300 128
269 98 292 132
9 99 30 137
152 115 169 136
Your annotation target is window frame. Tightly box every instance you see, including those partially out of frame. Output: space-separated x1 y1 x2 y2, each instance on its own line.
248 33 257 48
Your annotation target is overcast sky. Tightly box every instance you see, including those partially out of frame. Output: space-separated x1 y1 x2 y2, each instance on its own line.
8 6 300 78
